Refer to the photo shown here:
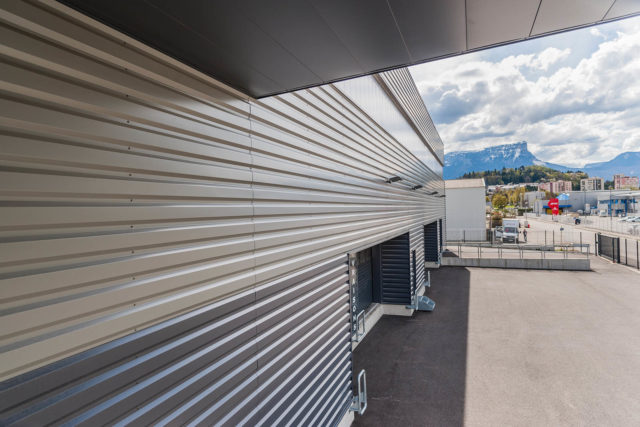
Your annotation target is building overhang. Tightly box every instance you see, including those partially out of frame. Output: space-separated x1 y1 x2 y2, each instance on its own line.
58 0 640 98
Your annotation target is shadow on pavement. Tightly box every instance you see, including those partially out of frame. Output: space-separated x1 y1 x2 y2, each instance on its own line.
353 267 470 426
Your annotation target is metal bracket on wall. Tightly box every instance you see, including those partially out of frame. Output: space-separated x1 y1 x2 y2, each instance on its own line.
350 369 367 415
416 295 436 311
354 310 366 342
406 273 435 311
406 294 436 311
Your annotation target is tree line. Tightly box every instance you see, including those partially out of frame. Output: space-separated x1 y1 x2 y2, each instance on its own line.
462 165 588 189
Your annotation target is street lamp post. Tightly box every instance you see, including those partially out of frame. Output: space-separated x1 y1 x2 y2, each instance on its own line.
609 187 613 231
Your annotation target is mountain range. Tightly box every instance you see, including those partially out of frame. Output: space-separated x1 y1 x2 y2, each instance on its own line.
443 141 640 181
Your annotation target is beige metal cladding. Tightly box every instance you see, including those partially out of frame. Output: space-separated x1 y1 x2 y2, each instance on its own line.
0 0 445 380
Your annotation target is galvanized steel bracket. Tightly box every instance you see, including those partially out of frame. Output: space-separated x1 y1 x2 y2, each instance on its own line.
350 369 367 415
354 309 366 342
416 295 436 311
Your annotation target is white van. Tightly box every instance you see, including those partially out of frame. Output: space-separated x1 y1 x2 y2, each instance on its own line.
501 219 520 243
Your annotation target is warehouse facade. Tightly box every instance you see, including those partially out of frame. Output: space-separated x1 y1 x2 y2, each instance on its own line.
0 1 444 424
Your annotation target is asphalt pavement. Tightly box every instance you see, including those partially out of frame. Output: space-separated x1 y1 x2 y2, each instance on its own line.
353 256 640 426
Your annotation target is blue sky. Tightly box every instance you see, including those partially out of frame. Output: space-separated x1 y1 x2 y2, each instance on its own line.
409 15 640 168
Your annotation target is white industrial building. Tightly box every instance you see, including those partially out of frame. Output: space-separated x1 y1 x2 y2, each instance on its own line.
445 178 487 241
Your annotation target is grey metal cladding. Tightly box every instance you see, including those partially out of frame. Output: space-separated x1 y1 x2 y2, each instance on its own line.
0 0 444 423
377 68 445 164
380 232 411 304
0 256 350 426
354 248 374 313
409 221 425 291
425 222 439 263
56 0 640 98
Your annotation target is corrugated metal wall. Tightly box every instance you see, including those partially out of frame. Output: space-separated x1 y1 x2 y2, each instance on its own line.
425 222 440 263
354 248 373 314
0 0 444 423
379 233 411 305
377 69 444 163
410 221 426 290
0 255 351 425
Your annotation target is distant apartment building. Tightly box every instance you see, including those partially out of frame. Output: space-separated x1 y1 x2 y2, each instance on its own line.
614 174 639 190
539 180 572 193
524 191 545 208
580 177 604 191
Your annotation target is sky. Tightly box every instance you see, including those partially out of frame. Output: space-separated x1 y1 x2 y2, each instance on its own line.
409 15 640 169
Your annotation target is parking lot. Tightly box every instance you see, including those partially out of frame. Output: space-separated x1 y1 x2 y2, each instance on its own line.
353 256 640 426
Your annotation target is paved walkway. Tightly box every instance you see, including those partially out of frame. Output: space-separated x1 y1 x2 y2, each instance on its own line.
353 257 640 426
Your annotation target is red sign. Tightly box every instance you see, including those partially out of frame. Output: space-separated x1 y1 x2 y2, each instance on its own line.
548 198 560 215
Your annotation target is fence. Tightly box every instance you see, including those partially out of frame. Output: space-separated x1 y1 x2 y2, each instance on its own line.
444 242 590 260
529 213 640 236
449 224 640 269
596 233 640 269
446 227 488 242
597 234 620 263
486 229 592 253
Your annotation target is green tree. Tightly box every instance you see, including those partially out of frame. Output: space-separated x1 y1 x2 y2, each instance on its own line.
492 193 508 209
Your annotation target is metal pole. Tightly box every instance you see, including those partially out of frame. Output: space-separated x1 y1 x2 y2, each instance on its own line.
545 230 547 246
580 232 583 253
625 239 628 266
637 240 639 269
463 230 466 243
609 188 612 231
553 230 555 247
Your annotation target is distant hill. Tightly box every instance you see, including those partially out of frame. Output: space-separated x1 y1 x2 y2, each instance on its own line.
461 165 588 189
443 141 570 180
444 141 639 180
582 152 640 180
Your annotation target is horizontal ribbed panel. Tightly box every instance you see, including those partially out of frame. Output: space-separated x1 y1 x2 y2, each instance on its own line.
380 233 411 305
425 222 439 263
0 0 444 390
0 256 351 425
378 68 445 163
410 222 425 292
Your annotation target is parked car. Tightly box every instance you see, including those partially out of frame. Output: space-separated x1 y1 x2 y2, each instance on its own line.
620 216 639 222
495 226 503 239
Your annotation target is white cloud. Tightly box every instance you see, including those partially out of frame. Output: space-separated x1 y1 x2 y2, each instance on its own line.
530 47 571 70
410 17 640 167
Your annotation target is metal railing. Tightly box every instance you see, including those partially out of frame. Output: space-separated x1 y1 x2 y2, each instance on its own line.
445 241 590 261
596 233 640 269
485 228 592 251
530 213 640 236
